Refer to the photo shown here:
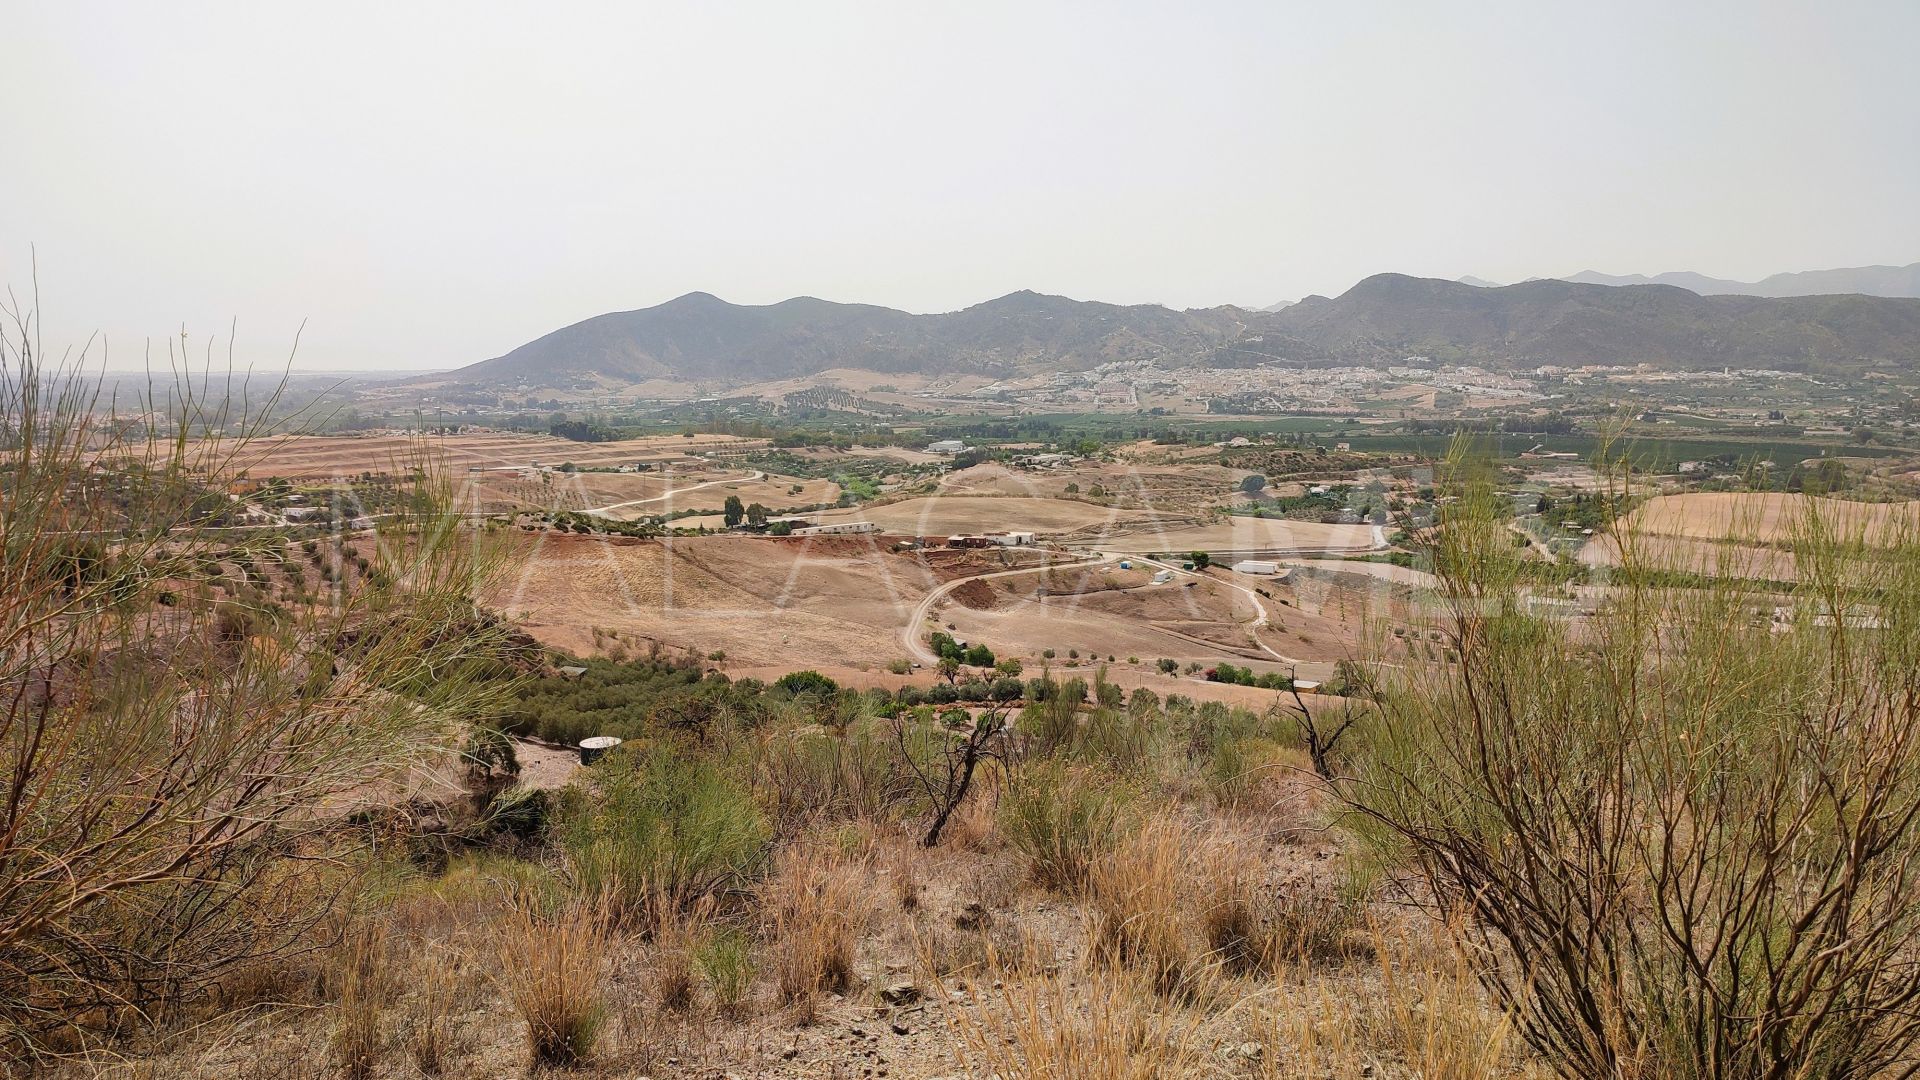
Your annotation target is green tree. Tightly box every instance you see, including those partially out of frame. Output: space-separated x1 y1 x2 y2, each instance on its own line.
722 494 745 528
745 502 768 526
1189 551 1211 569
1239 474 1267 495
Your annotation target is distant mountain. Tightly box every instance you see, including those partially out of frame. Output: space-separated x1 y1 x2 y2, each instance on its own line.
1563 262 1920 299
439 275 1920 390
1258 299 1296 313
1456 275 1503 288
1242 274 1920 374
446 290 1245 388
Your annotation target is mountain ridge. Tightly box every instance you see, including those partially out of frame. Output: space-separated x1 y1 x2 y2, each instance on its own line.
439 275 1920 389
1558 262 1920 298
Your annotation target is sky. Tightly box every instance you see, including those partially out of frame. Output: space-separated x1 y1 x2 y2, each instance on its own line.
2 0 1916 372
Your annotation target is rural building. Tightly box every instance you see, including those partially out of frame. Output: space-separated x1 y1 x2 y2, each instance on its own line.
927 439 967 454
948 535 998 549
990 531 1035 546
1231 559 1282 576
794 521 879 536
1151 570 1174 584
1014 453 1074 468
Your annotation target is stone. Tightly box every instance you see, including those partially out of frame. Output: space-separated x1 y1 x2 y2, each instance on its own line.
880 982 922 1006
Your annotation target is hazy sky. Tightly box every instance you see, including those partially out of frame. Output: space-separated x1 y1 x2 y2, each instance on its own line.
4 1 1916 372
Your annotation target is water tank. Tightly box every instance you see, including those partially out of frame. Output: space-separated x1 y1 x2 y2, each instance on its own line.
578 736 623 765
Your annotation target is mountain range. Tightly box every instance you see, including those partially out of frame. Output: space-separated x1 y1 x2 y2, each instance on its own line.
1454 262 1920 299
441 273 1920 390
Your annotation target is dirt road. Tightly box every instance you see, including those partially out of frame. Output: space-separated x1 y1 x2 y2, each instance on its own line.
901 553 1110 665
581 470 765 515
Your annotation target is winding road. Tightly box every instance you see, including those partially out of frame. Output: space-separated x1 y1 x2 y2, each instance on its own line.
900 553 1111 665
899 550 1299 667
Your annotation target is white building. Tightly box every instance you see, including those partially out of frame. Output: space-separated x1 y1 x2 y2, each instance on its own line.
1231 560 1283 576
991 531 1035 546
927 439 967 454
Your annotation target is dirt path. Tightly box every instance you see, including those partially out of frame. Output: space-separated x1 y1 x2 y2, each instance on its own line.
901 553 1111 664
1135 556 1299 664
581 470 765 515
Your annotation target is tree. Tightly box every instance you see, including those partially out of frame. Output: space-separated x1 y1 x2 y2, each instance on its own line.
936 657 960 685
1239 474 1267 495
892 705 1008 847
722 494 745 528
1157 657 1179 675
962 643 995 667
745 502 768 526
1189 550 1211 569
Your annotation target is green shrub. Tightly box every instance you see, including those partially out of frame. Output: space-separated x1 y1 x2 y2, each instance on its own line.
999 761 1135 892
562 743 770 912
695 926 755 1018
774 670 839 697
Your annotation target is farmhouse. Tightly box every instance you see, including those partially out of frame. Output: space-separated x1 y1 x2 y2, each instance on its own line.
927 439 967 454
793 521 879 536
1231 559 1288 578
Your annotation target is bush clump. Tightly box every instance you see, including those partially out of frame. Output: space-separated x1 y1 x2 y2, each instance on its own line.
561 743 770 913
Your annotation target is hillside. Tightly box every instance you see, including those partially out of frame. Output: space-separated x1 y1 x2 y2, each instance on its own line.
439 276 1920 390
1242 274 1920 374
446 290 1245 388
1563 262 1920 299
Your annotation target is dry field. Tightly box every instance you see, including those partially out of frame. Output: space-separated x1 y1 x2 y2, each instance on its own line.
1096 515 1382 556
459 466 831 516
933 561 1397 681
487 533 941 667
806 494 1178 537
201 432 770 480
593 474 842 519
483 529 1392 683
1579 492 1920 581
1621 491 1919 543
934 460 1253 514
1578 534 1798 580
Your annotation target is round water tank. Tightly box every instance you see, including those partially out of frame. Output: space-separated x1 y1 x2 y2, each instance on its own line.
578 735 623 765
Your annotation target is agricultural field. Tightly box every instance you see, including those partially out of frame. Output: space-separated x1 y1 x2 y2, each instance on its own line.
803 494 1178 538
204 431 771 479
1581 491 1920 580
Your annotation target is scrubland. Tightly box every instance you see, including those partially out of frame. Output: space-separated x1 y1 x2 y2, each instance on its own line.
11 333 1920 1078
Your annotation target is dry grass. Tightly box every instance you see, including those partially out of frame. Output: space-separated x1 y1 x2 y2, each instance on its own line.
937 944 1212 1079
1195 836 1267 975
498 899 610 1068
328 928 393 1080
649 897 700 1013
403 949 460 1075
1086 817 1198 995
765 847 871 1022
1252 933 1537 1079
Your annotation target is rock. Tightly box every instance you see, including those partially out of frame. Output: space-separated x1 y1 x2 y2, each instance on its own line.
880 982 922 1006
891 1021 911 1036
